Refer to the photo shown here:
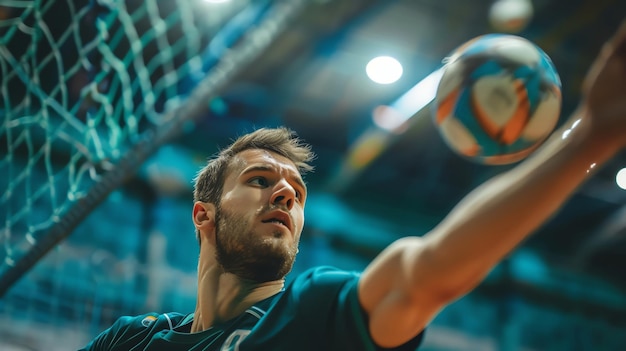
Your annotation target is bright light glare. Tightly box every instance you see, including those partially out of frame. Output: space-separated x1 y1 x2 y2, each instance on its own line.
204 0 230 3
366 56 403 84
616 168 626 190
372 68 443 131
394 68 443 115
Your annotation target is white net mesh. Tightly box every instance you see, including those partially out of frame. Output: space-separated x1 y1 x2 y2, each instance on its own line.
1 0 213 279
0 0 309 348
0 0 307 292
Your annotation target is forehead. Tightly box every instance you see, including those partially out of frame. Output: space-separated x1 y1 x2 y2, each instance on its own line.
229 149 302 178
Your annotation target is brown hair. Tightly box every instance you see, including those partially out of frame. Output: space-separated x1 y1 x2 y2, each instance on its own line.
193 127 315 207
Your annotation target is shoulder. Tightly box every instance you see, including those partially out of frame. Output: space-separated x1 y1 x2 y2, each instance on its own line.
80 312 188 350
284 266 360 306
264 266 358 316
291 266 360 290
111 312 187 331
277 266 362 322
264 267 424 350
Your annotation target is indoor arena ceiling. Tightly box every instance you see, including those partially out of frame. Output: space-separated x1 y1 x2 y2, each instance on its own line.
154 0 626 288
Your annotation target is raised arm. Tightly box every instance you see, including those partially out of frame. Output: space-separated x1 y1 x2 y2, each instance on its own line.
358 21 626 348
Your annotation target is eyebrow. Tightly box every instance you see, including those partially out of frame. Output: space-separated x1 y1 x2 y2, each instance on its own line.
241 165 307 194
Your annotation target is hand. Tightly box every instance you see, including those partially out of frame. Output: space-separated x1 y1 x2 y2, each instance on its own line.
581 20 626 148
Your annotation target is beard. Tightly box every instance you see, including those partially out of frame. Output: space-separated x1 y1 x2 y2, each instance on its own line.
214 203 298 283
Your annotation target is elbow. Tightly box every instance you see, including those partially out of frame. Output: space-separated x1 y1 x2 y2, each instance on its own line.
405 237 488 306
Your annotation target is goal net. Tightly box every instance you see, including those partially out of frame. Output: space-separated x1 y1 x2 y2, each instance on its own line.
0 0 308 348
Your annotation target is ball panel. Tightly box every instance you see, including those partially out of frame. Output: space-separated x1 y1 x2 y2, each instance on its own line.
522 89 561 140
435 59 466 103
502 78 531 145
435 86 461 125
471 75 520 129
490 36 540 65
439 117 480 157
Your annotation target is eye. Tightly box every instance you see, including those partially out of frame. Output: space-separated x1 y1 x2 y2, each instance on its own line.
248 176 268 187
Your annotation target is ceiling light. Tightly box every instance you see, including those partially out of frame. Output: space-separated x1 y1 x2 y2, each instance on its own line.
366 56 403 85
616 168 626 190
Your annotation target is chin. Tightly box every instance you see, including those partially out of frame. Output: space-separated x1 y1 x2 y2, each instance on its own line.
217 239 297 283
236 251 294 282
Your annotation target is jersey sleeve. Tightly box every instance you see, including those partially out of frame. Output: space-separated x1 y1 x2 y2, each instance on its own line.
283 266 425 351
78 312 183 351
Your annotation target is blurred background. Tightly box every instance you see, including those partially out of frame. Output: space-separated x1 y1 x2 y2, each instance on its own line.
1 0 625 350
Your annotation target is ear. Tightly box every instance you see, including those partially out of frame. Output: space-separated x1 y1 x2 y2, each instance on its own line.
193 201 216 241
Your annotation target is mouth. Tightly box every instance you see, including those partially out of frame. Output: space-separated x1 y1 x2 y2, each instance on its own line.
261 211 293 234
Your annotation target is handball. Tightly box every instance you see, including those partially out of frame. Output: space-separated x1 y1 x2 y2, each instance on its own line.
433 34 562 165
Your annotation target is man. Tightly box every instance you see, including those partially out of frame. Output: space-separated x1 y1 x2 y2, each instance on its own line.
81 21 626 351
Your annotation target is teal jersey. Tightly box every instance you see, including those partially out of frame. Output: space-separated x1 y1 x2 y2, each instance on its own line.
80 266 424 351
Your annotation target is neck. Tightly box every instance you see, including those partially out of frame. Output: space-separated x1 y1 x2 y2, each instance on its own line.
191 260 285 333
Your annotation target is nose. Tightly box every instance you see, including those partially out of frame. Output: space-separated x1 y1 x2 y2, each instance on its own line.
270 181 295 210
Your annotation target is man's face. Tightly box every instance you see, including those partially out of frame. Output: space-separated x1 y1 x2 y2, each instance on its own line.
214 149 307 282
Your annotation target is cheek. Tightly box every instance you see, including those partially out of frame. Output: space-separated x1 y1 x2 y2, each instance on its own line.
294 210 305 233
223 187 265 208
